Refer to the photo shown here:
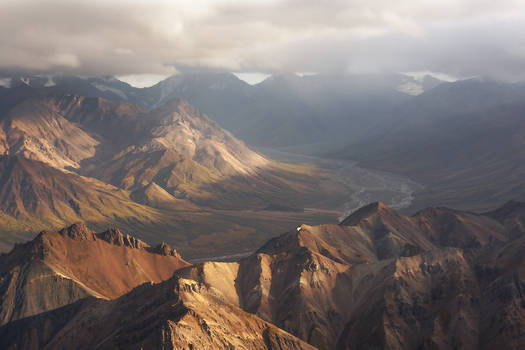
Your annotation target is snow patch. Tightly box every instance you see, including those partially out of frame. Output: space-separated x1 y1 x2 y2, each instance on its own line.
0 78 11 88
51 268 109 299
397 82 424 96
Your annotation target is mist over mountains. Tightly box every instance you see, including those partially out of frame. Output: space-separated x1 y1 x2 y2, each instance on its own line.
0 71 441 151
1 68 525 349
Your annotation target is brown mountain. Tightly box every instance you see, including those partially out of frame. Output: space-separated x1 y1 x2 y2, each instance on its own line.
60 95 315 210
0 222 188 326
0 92 268 190
0 95 99 170
170 201 524 349
0 155 165 250
1 201 525 349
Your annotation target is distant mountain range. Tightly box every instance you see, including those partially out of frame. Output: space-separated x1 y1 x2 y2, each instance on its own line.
0 72 443 151
2 71 525 247
2 200 525 349
337 78 525 211
2 71 525 241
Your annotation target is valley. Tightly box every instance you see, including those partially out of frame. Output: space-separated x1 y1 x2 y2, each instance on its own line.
0 86 347 261
258 147 424 219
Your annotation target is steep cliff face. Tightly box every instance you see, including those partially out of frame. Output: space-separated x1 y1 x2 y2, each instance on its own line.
336 248 480 350
0 223 188 325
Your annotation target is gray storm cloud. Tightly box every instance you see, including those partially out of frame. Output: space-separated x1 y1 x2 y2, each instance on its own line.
0 0 524 80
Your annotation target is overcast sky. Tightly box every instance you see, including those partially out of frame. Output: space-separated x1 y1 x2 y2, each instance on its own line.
1 0 524 85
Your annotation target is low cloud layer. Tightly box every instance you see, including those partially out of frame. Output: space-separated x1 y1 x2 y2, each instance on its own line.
1 0 524 81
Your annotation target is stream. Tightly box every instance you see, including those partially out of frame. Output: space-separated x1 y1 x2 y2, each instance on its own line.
258 147 424 221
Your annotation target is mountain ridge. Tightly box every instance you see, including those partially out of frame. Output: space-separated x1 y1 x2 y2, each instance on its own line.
0 222 188 326
2 201 525 349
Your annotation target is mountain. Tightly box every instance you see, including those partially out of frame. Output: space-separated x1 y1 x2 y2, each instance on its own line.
65 96 269 201
1 201 525 349
4 75 142 103
0 276 314 350
391 78 525 127
139 72 425 151
0 89 267 178
0 92 99 170
0 86 340 259
0 222 188 325
337 79 525 211
0 155 166 250
169 201 523 349
140 71 253 109
0 72 440 153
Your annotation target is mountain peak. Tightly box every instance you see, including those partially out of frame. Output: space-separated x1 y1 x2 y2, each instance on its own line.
340 201 393 226
484 200 525 238
0 223 189 326
488 200 525 217
58 222 94 240
96 228 149 249
150 242 182 257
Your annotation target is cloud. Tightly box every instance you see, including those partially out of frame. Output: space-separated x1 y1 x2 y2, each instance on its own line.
0 0 524 81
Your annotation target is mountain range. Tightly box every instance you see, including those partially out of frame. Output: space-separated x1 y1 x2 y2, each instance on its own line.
1 200 525 349
5 71 524 215
3 71 525 253
0 84 342 258
339 78 525 211
0 72 441 151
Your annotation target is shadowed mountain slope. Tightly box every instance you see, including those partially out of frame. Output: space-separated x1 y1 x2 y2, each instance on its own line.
338 80 525 212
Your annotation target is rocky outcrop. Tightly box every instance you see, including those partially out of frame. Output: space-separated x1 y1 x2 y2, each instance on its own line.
96 228 149 249
58 222 95 240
